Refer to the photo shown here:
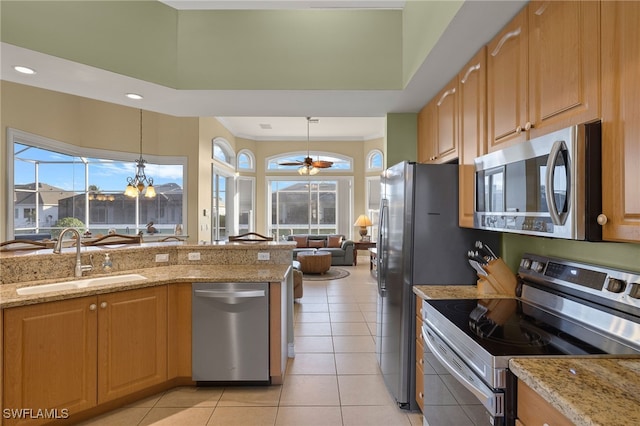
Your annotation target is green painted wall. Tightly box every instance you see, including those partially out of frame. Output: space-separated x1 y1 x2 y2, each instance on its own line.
1 1 403 90
402 0 463 85
502 233 640 273
385 113 417 167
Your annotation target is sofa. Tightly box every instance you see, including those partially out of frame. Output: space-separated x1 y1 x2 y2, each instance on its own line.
286 234 355 266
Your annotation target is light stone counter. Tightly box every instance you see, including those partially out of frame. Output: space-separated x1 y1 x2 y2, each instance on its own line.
510 357 640 426
0 264 292 309
413 285 513 300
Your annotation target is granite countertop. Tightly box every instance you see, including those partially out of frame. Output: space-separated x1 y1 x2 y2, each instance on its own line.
0 264 291 309
413 285 514 300
510 357 640 426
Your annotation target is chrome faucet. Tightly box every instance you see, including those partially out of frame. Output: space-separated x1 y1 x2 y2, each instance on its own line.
53 228 93 278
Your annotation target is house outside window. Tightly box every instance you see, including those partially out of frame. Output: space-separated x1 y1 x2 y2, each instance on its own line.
8 129 186 239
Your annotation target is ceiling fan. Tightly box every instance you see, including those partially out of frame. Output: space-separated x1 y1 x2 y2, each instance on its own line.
279 117 333 175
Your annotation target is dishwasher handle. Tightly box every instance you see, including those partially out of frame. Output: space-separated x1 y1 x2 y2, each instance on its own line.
194 289 266 299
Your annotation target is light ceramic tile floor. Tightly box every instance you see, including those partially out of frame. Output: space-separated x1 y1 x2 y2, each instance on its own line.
79 260 423 426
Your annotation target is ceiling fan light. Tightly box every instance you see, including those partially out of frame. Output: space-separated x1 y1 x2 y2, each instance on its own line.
309 166 319 175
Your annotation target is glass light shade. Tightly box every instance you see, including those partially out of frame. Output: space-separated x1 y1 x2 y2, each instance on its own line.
144 184 156 198
124 184 138 197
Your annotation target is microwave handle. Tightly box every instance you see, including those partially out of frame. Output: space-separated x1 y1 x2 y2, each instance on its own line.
545 140 569 226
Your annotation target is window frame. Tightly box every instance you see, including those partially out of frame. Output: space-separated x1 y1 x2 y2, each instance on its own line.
6 128 188 239
366 149 384 172
237 149 255 172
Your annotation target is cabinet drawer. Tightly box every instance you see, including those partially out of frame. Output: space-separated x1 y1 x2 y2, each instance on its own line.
415 340 425 413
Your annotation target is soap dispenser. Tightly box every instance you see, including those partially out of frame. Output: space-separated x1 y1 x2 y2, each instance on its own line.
102 253 113 272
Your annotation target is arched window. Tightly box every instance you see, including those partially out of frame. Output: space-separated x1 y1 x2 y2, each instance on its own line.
212 137 235 168
366 149 383 171
237 149 255 171
266 152 353 172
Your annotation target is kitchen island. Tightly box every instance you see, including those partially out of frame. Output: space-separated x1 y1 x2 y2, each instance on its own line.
0 241 295 425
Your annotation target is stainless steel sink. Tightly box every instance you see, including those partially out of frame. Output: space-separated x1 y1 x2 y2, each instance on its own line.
16 274 147 295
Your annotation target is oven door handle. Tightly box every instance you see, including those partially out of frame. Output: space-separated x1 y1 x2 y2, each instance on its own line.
421 325 503 417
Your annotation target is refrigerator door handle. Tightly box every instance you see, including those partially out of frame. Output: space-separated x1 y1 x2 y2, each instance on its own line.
378 199 389 295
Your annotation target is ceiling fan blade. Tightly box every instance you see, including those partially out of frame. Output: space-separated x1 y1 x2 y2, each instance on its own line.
279 161 303 166
312 161 334 168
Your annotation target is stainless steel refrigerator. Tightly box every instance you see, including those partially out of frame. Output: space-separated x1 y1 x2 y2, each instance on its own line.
375 161 499 410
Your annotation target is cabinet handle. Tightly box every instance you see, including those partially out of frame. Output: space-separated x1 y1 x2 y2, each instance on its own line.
461 64 481 84
491 28 522 57
100 302 108 309
436 88 456 107
534 1 550 16
418 392 424 399
597 214 608 226
516 126 523 134
89 304 97 311
419 357 424 366
524 121 533 131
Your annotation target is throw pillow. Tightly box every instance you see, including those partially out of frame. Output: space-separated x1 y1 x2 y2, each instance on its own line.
292 236 308 248
327 235 343 248
308 239 325 248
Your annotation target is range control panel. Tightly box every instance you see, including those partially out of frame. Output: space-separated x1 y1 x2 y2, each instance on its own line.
518 253 640 312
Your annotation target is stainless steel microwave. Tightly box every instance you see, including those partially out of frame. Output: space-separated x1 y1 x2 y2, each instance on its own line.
474 121 602 240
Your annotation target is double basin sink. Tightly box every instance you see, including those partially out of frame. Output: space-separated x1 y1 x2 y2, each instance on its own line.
16 274 147 295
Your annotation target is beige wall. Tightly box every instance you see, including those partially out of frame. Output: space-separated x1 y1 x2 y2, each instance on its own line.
0 81 200 242
1 81 383 242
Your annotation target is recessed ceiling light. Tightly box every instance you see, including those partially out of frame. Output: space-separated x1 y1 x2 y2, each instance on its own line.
126 93 143 100
14 66 36 75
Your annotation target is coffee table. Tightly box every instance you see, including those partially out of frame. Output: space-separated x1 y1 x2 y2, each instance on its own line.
297 251 331 274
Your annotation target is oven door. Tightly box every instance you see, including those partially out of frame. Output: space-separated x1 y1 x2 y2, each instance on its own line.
421 324 505 426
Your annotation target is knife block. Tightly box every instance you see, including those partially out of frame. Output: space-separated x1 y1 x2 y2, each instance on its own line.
477 258 517 296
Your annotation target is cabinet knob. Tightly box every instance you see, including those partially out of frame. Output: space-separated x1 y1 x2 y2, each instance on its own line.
89 304 97 311
597 214 608 225
100 302 108 309
516 126 522 134
524 121 533 131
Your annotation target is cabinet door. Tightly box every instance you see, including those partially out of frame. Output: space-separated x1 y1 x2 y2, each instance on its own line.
517 380 572 426
417 102 435 163
487 5 528 151
4 297 97 424
97 286 167 403
528 1 600 138
458 47 487 228
601 1 640 242
433 77 459 163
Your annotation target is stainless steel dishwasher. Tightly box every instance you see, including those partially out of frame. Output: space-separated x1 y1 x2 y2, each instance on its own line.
192 282 269 382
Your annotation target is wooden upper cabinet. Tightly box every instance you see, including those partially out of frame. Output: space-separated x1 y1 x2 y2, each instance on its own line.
4 297 98 425
458 47 487 228
601 1 640 242
433 77 459 163
528 0 600 138
417 101 435 164
487 1 600 151
98 286 168 403
487 5 528 151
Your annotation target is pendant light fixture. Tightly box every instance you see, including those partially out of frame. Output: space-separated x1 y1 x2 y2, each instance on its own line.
124 109 156 198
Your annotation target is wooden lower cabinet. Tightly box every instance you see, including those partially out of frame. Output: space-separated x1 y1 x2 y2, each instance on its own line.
3 286 167 425
3 296 97 425
415 298 424 412
517 380 572 426
97 286 167 403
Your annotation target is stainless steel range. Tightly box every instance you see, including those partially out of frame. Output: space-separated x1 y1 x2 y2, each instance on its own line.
419 254 640 426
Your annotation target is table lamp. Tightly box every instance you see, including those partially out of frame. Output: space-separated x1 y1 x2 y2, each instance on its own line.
353 214 373 241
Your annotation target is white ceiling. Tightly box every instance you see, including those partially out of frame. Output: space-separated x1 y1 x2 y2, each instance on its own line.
0 1 526 141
